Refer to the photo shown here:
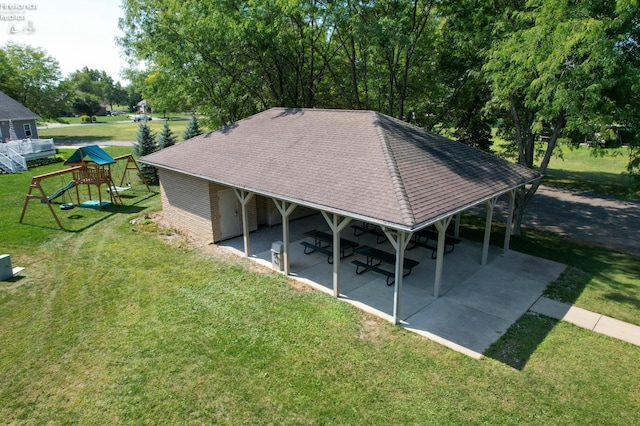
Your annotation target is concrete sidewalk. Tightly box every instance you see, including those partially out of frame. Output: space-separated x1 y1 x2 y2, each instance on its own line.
531 297 640 347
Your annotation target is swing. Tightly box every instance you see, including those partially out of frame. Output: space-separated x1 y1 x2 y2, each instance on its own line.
59 174 75 210
107 159 131 193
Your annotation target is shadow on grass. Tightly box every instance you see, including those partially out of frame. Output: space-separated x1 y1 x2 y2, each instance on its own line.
484 312 559 370
19 192 159 233
543 169 634 199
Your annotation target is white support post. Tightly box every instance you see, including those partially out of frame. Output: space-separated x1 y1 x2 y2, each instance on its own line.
321 211 352 297
433 216 452 298
273 199 297 275
482 197 498 265
233 188 255 257
504 189 516 251
383 228 412 325
454 212 461 238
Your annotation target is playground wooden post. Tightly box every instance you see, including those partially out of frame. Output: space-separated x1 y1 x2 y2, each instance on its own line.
19 166 82 229
114 154 151 191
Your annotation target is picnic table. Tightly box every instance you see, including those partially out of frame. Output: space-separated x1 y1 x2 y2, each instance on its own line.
351 245 420 286
300 230 359 264
351 221 387 244
407 228 461 259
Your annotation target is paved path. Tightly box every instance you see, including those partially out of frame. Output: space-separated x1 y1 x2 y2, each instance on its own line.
526 185 640 255
531 297 640 346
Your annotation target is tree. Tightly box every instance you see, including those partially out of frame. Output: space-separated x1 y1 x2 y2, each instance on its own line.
68 67 126 111
71 92 102 117
105 81 128 111
1 42 66 119
182 115 203 140
0 48 20 99
157 121 177 149
133 123 158 184
483 0 634 233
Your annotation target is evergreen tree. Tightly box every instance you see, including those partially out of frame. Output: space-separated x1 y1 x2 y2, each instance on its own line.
182 114 203 140
158 121 177 149
133 123 158 184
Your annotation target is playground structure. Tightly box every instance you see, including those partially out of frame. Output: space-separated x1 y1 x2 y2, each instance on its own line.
19 145 150 229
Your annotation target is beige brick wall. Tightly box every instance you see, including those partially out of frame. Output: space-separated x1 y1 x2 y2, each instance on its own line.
159 169 215 241
159 170 258 243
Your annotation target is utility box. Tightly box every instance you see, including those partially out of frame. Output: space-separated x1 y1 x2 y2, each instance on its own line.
0 254 24 281
271 241 284 271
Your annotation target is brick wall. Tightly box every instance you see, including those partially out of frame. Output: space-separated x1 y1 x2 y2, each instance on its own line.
159 170 258 243
159 169 214 241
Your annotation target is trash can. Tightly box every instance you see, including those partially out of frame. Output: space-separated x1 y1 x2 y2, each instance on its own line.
271 241 284 271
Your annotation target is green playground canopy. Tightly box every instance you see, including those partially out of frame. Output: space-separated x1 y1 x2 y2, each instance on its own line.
64 145 116 166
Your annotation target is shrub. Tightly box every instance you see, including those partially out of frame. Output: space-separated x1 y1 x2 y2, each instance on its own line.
182 114 203 140
80 115 91 123
133 123 158 184
158 121 177 149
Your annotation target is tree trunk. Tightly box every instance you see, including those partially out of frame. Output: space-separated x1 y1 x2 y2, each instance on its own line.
511 111 566 235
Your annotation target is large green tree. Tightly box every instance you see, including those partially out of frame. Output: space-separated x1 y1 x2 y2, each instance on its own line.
68 67 126 110
71 92 102 117
1 42 68 119
483 0 638 232
118 0 444 125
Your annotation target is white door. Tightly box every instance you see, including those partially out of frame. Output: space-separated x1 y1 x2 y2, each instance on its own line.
218 189 242 240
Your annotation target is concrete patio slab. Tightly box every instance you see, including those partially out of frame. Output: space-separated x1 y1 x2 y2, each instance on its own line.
445 267 548 323
403 298 512 358
220 214 568 357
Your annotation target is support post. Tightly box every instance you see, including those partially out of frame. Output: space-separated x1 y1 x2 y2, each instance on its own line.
482 197 498 265
273 199 297 275
234 189 255 257
504 189 516 251
433 216 453 298
383 228 412 325
321 211 352 297
454 212 461 238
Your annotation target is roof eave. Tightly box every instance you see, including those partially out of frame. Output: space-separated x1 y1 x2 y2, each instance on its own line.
142 159 540 233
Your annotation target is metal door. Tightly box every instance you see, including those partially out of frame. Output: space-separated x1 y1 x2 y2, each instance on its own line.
218 188 242 240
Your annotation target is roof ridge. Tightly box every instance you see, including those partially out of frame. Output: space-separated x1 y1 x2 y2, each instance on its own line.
373 112 416 227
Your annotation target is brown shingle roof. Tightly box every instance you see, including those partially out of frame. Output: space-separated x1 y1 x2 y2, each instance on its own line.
0 91 39 121
141 108 539 230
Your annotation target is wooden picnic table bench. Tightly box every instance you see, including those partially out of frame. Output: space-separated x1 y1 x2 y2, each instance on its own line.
351 245 420 286
407 228 461 259
301 230 359 264
351 221 387 244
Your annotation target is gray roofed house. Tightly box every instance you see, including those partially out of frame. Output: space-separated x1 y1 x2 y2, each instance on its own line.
140 107 541 324
0 90 40 141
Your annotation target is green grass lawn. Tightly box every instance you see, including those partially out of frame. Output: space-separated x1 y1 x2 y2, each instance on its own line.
543 145 636 198
38 118 193 143
1 149 639 423
493 140 637 198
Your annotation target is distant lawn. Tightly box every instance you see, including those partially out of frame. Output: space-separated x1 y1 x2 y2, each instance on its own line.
542 145 635 198
493 140 636 198
39 118 193 143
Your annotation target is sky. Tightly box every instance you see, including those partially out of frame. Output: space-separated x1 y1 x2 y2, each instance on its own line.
0 1 131 83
